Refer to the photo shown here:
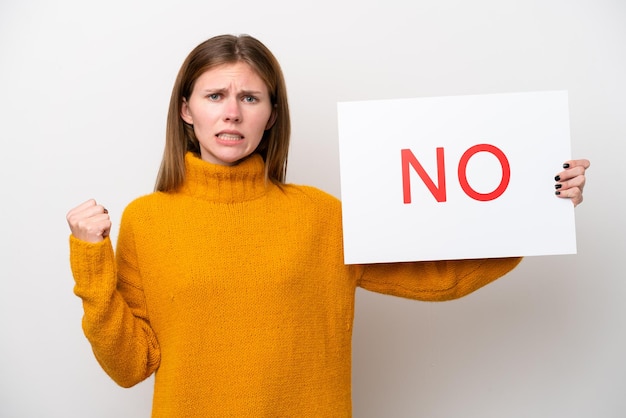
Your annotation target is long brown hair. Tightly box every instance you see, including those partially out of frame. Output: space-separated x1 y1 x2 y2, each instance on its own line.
155 34 291 192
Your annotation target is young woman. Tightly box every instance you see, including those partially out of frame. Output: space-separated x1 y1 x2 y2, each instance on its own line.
66 34 590 417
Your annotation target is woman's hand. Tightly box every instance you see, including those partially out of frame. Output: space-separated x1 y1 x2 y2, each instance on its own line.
66 199 111 243
554 159 591 207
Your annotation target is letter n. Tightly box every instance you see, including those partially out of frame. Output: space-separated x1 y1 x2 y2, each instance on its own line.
401 148 447 204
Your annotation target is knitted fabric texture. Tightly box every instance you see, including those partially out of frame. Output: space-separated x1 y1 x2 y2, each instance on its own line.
70 152 521 417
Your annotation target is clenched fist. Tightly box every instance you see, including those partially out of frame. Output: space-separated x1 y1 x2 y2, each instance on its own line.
66 199 111 243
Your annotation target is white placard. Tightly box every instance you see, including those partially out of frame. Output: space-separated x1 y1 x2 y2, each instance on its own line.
337 90 576 264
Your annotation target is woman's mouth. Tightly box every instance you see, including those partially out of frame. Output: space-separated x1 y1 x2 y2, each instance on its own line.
216 133 243 141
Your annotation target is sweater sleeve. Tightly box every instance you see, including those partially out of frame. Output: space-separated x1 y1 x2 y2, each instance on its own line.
357 257 522 301
69 235 160 387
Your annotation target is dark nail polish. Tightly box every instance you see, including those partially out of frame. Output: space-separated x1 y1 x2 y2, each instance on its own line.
555 191 561 195
555 184 562 189
563 163 570 169
554 175 561 181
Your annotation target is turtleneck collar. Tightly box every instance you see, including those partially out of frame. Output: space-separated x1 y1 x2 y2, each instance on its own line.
178 152 269 203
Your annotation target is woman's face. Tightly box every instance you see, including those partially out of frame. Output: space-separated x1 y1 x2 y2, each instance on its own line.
181 62 275 166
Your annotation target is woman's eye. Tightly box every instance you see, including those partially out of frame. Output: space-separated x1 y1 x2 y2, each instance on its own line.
242 96 257 103
208 93 221 100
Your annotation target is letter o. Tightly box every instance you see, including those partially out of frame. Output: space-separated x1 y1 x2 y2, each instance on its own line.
457 144 510 201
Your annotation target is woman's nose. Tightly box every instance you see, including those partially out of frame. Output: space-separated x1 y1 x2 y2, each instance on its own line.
223 98 241 122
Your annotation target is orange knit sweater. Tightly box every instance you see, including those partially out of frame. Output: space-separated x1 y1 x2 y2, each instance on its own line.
69 152 521 417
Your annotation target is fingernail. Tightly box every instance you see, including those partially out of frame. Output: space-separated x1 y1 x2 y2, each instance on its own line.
555 184 562 189
563 163 570 169
554 175 561 181
555 191 561 195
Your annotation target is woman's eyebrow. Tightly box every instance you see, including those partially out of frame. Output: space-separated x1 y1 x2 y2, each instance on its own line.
199 87 265 96
200 87 227 94
240 89 266 96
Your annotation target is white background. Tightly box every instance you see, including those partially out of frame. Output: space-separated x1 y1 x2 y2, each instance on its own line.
0 0 624 417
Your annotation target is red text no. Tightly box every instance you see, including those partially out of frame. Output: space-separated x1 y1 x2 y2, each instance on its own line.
401 144 511 203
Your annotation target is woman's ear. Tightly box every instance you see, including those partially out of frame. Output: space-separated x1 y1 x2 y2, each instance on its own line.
265 105 278 130
181 98 193 124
